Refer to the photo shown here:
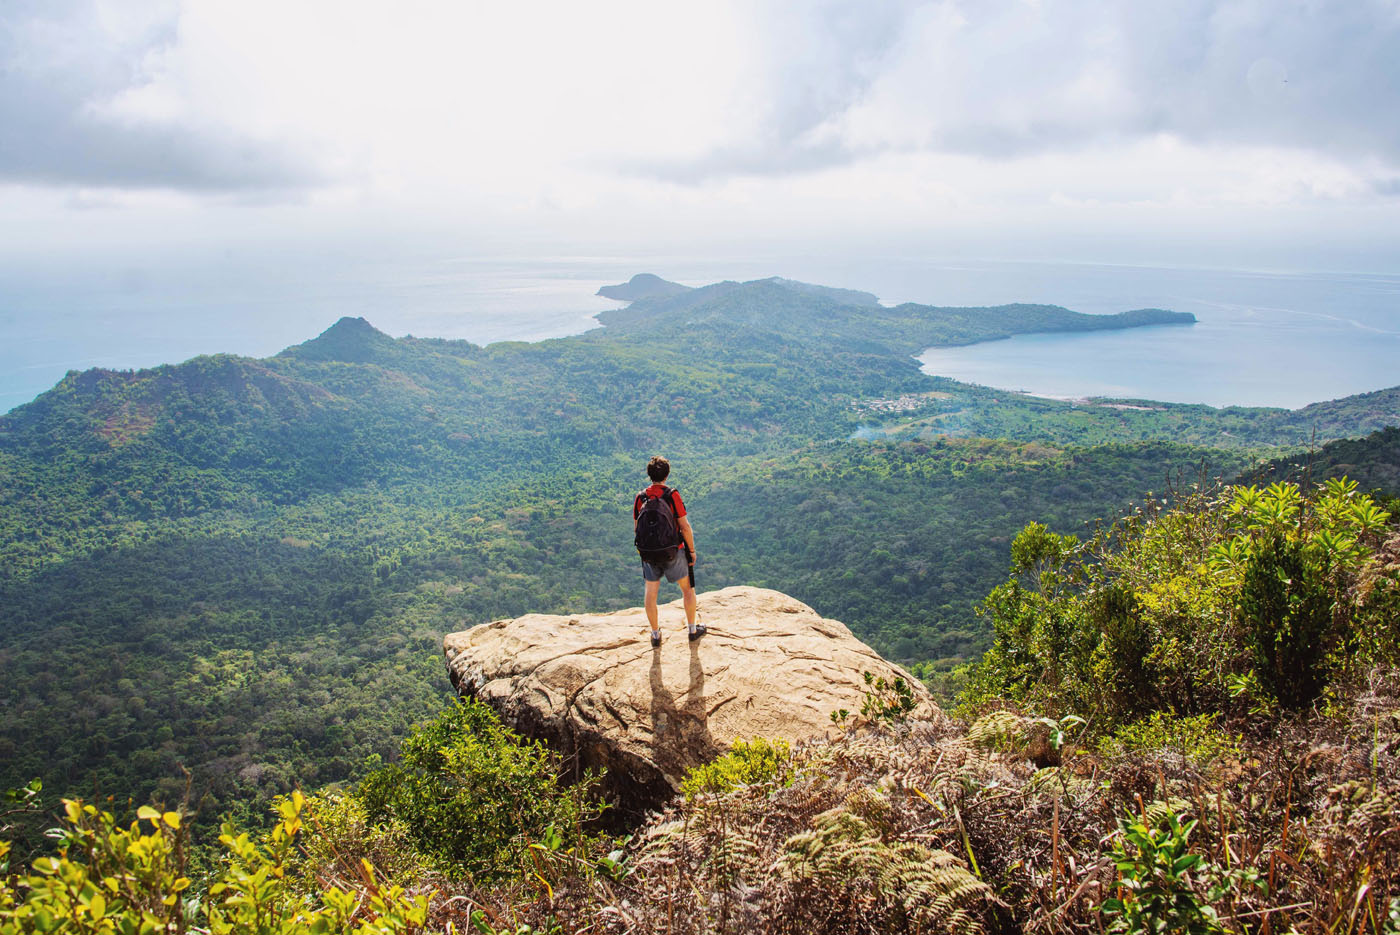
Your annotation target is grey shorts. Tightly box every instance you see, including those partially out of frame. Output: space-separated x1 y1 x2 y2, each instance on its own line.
642 549 689 583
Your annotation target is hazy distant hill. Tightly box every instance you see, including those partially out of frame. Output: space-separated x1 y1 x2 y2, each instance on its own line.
765 276 881 307
594 276 1195 352
596 273 691 301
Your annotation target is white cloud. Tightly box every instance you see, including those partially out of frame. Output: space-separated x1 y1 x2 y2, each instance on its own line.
1 0 1398 265
69 1 761 195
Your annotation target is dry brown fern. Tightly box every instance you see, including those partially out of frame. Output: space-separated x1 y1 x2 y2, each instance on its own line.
780 806 991 934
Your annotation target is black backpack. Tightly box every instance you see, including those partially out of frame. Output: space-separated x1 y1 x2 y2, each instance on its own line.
635 487 681 565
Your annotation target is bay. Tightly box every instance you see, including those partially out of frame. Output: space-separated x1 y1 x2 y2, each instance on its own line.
912 263 1400 409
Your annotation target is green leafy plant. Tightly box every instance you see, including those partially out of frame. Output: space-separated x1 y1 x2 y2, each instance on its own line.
1033 714 1086 751
1213 478 1394 708
1223 670 1274 717
0 779 41 827
0 779 42 867
860 671 919 726
961 479 1400 734
0 792 429 934
1099 808 1222 935
593 838 632 883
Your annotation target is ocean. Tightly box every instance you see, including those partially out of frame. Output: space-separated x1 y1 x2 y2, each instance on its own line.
2 252 1397 413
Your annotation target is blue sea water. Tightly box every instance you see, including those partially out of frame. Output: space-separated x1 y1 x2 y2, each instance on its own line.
911 262 1400 409
2 252 1396 413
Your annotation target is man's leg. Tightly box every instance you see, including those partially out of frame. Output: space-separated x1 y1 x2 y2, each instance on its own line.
679 578 697 628
644 578 661 633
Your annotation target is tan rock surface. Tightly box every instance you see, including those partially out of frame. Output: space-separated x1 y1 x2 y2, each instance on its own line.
442 586 935 809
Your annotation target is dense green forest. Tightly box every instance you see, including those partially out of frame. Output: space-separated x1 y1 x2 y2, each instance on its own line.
0 440 1246 827
2 275 1397 835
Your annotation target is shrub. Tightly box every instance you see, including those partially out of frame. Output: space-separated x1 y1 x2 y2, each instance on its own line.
1215 478 1396 707
0 793 429 934
355 699 604 881
291 790 429 895
1101 712 1239 769
960 479 1399 731
681 738 792 799
1235 530 1334 708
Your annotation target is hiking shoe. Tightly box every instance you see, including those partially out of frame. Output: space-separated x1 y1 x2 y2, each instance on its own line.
650 630 662 647
688 624 707 642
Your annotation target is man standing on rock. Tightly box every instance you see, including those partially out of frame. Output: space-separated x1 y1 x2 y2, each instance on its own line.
634 456 704 647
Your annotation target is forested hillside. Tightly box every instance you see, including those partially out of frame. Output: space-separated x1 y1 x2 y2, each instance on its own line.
1248 425 1400 498
2 276 1396 831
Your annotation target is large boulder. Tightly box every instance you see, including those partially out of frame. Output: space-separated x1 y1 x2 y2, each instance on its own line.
442 586 935 811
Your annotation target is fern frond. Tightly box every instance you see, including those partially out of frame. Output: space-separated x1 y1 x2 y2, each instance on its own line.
966 710 1025 751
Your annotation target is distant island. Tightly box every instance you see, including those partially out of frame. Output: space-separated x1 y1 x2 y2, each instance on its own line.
596 275 1191 348
592 276 1195 357
596 273 691 301
599 273 883 308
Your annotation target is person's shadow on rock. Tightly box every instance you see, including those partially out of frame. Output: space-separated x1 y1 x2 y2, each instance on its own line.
649 639 718 781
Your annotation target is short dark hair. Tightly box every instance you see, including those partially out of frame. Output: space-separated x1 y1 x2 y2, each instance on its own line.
647 456 670 482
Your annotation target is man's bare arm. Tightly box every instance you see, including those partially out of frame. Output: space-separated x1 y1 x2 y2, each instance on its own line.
678 515 697 561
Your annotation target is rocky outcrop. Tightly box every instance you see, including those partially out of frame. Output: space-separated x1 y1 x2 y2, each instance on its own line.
442 586 935 811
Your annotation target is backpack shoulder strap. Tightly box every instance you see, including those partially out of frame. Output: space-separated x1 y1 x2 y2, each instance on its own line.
636 486 679 517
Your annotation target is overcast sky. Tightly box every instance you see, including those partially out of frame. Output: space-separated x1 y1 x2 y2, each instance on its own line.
3 0 1400 270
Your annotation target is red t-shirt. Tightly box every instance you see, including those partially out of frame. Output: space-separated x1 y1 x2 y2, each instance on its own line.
634 484 685 520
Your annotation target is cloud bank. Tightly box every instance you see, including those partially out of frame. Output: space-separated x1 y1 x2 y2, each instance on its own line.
6 1 1399 190
1 0 1398 266
649 0 1400 187
0 0 316 191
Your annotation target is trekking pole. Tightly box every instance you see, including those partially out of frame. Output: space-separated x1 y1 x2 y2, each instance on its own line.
685 542 700 628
